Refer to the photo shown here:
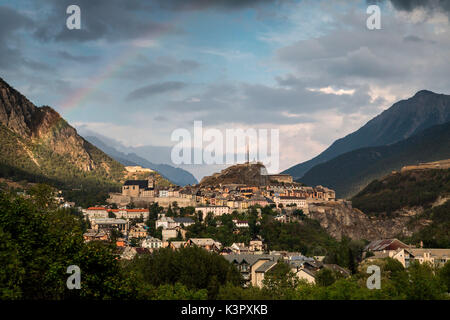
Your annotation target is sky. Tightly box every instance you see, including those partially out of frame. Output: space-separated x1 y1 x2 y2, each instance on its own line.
1 0 450 177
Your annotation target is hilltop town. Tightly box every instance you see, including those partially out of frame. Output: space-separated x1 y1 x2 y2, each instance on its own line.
107 162 336 210
75 161 450 288
84 161 337 248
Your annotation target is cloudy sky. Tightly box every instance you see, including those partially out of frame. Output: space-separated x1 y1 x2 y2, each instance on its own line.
1 0 450 176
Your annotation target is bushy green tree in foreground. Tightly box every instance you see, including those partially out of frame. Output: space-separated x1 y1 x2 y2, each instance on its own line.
122 246 242 299
0 186 134 299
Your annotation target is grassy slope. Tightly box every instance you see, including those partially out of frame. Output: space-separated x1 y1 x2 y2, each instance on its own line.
0 124 123 203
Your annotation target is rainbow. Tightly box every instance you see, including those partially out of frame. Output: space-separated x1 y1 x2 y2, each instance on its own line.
57 18 178 115
58 47 140 114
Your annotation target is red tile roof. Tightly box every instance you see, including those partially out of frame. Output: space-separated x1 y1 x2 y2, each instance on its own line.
364 239 410 252
87 207 149 212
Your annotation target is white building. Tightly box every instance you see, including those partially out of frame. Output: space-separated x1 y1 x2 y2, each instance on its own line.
232 219 249 228
90 218 128 232
141 236 163 249
85 207 109 219
113 208 149 220
159 190 169 197
195 206 230 220
273 196 307 208
155 215 195 229
84 207 149 220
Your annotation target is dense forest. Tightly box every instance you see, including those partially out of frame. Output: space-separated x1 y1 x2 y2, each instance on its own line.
352 168 450 216
403 200 450 248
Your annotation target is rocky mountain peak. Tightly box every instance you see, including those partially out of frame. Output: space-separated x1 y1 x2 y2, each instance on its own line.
0 77 39 138
0 77 67 141
413 89 436 97
199 162 269 186
0 77 120 174
283 90 450 179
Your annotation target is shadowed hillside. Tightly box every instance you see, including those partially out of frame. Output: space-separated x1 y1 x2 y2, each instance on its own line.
284 90 450 179
0 77 127 204
299 121 450 198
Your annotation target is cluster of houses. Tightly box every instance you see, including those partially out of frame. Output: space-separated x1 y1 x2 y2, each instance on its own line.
221 238 450 288
120 238 223 260
79 166 449 290
106 171 336 214
84 207 150 220
362 238 450 268
81 203 353 289
82 207 450 289
99 165 338 249
223 253 350 288
82 207 150 242
154 214 195 241
82 204 256 244
118 237 267 260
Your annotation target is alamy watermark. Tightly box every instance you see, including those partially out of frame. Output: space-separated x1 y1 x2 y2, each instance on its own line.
66 265 81 289
171 121 280 173
367 5 381 30
366 265 381 289
66 5 81 30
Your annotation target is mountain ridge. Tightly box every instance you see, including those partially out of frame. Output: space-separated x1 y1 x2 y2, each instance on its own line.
0 77 126 197
283 90 450 179
84 135 198 186
300 121 450 198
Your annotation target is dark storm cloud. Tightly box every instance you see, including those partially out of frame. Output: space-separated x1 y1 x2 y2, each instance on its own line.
117 55 201 81
155 0 273 11
0 6 33 69
164 80 379 127
32 0 181 43
160 5 450 127
0 6 33 35
0 6 53 72
403 35 423 42
29 0 275 43
390 0 450 13
126 81 187 101
154 115 168 121
369 0 450 16
57 50 99 63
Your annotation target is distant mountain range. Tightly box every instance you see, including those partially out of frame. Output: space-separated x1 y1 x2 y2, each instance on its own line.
76 127 226 182
283 90 450 198
84 135 198 186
